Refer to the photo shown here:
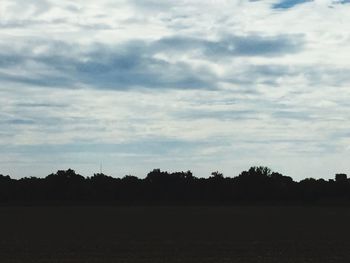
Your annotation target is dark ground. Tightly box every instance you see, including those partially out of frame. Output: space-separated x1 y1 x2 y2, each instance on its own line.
0 206 349 262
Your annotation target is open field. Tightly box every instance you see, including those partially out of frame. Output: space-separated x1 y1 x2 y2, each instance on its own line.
0 206 350 262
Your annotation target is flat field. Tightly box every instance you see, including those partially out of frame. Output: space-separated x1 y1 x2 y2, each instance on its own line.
0 206 349 262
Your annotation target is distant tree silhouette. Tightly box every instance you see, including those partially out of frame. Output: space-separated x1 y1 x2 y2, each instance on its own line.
211 171 224 180
0 166 350 205
0 174 12 203
335 173 347 182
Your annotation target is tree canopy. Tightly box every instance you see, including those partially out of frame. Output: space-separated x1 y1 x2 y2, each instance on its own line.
0 166 349 205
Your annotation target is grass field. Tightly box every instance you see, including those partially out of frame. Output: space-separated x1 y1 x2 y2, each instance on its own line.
0 206 349 262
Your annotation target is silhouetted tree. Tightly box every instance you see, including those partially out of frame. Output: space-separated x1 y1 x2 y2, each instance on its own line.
1 166 350 205
335 173 347 182
211 171 224 180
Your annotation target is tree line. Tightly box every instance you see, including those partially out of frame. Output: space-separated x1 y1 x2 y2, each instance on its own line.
0 166 349 205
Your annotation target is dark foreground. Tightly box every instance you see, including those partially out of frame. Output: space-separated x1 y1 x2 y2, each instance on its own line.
0 206 349 262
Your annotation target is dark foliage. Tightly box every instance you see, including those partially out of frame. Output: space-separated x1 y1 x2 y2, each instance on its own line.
0 166 349 205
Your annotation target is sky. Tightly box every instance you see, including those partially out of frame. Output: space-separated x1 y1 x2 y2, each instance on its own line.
1 0 350 180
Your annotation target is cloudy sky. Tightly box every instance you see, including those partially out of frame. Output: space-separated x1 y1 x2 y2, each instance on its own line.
1 0 350 179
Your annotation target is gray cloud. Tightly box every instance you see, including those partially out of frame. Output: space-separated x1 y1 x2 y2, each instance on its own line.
0 33 304 91
0 72 72 88
222 64 294 87
0 39 216 90
173 109 260 121
331 0 350 4
271 110 314 121
15 102 68 108
4 119 36 125
272 0 313 9
206 35 303 57
70 46 214 90
128 0 176 11
155 34 304 57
